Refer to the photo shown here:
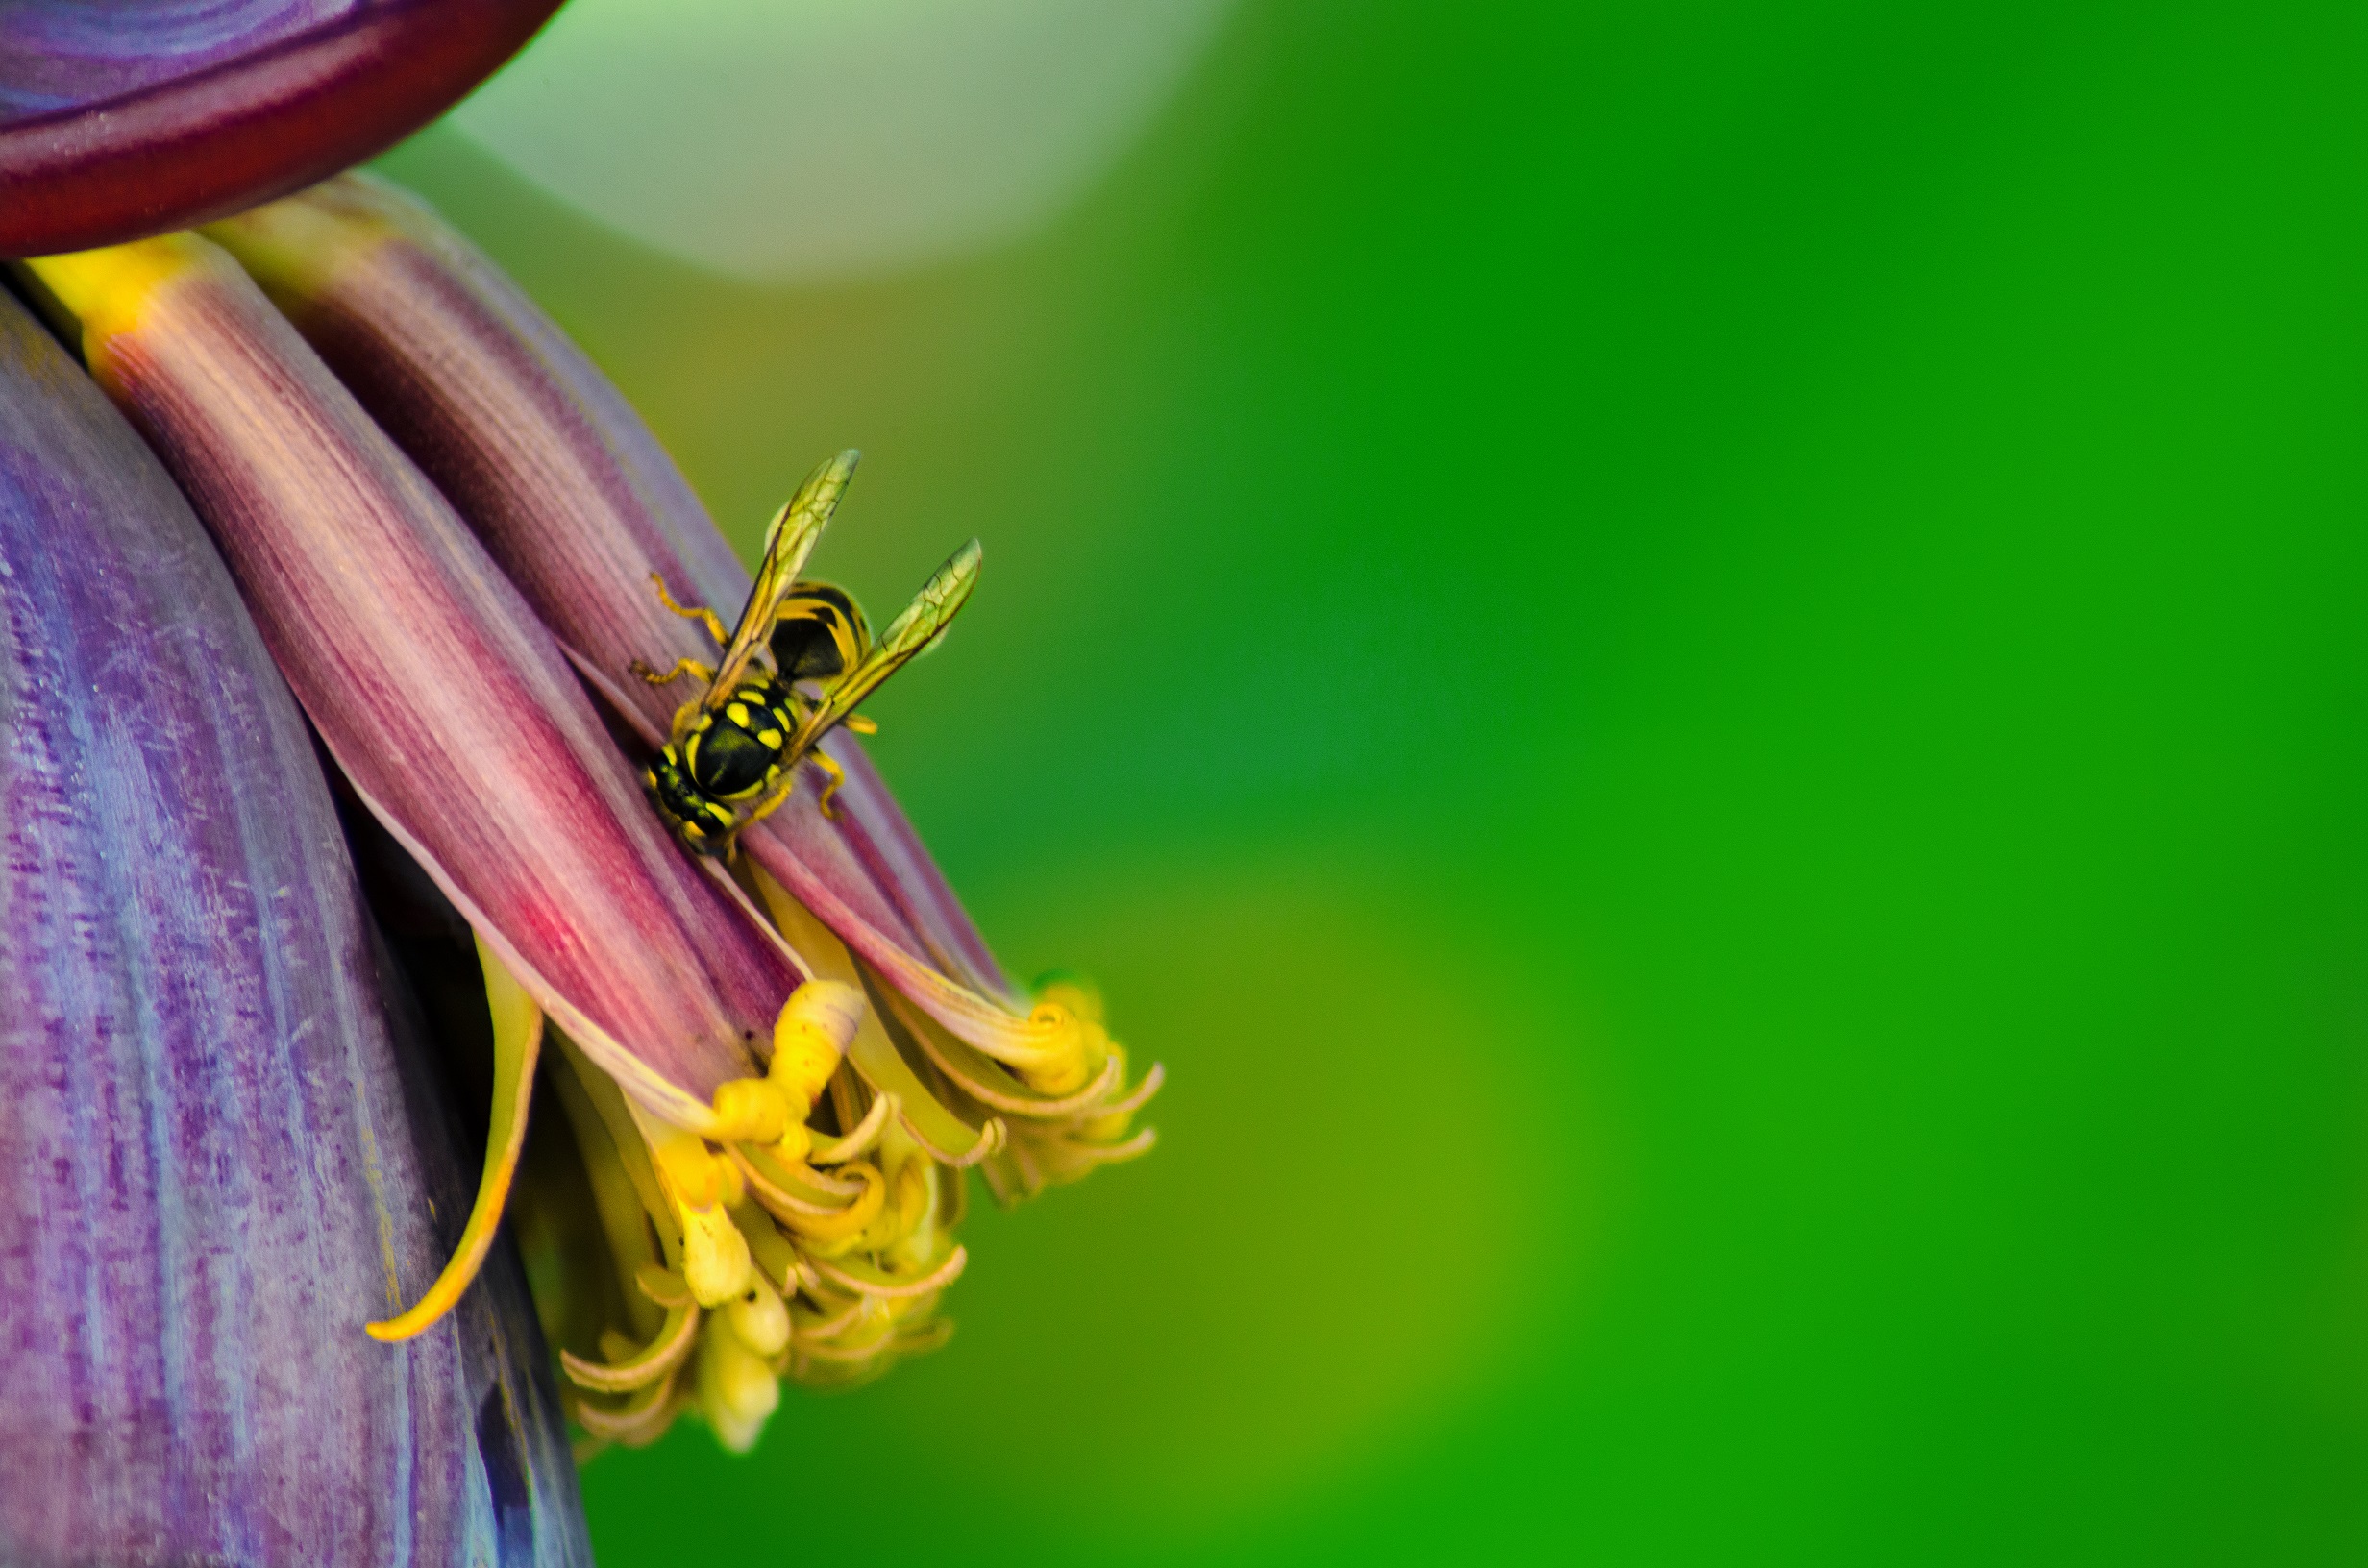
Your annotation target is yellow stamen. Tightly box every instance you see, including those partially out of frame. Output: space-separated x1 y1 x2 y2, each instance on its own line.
751 870 1006 1164
772 979 860 1103
725 1273 791 1357
649 1120 726 1207
698 979 861 1157
697 1315 781 1453
367 934 543 1342
641 1121 753 1305
678 1201 753 1307
709 1075 790 1143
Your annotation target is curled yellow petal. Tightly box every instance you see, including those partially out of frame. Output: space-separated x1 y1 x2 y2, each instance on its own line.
560 1303 701 1393
810 1244 968 1300
791 1295 868 1346
806 1090 896 1164
856 1154 935 1254
367 933 542 1342
751 869 1005 1165
776 1161 887 1244
729 1143 860 1219
633 1263 692 1309
573 1372 682 1445
733 1202 809 1295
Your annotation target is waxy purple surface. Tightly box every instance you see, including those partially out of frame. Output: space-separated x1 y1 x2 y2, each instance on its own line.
0 285 587 1565
0 0 563 257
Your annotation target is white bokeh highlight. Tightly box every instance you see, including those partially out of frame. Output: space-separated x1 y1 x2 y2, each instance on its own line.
449 0 1237 282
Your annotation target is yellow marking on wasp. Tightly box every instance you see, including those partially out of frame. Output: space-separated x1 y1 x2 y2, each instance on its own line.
756 729 783 747
727 702 752 728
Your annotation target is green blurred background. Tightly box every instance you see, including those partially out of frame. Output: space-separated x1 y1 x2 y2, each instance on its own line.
380 1 2368 1560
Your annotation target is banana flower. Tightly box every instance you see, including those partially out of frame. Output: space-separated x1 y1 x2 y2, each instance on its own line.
0 282 586 1562
13 195 1157 1451
4 0 1153 1469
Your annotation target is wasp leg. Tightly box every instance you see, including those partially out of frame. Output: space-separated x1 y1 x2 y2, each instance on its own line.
650 572 729 647
807 749 848 821
840 713 878 736
734 757 815 837
631 656 716 688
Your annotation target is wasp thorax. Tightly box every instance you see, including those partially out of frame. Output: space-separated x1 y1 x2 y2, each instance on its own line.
644 674 801 854
681 676 796 799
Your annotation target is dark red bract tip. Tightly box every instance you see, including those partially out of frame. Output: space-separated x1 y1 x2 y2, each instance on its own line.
0 0 563 257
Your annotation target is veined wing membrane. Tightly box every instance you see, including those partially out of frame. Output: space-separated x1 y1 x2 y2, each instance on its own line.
704 449 857 708
787 538 982 763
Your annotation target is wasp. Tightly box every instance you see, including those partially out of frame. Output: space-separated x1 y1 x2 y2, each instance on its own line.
633 450 980 857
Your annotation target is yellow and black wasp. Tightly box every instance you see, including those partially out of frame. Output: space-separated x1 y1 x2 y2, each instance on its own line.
633 450 980 857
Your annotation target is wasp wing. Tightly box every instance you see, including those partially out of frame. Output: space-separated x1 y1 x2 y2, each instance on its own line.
784 538 981 762
703 449 857 708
